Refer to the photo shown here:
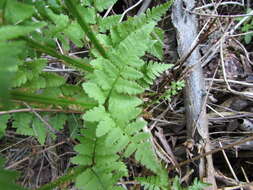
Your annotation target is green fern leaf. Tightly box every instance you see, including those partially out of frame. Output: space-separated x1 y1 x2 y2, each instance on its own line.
13 113 47 144
125 119 147 135
26 59 47 74
121 66 143 80
12 59 47 87
23 76 47 89
94 0 118 12
98 15 121 32
0 115 10 138
46 8 69 35
32 117 47 145
12 113 66 145
0 157 26 190
96 117 115 137
60 84 83 96
94 69 114 90
188 178 210 190
0 23 46 41
82 82 106 104
42 73 66 87
141 62 172 86
64 21 85 47
116 78 144 95
4 0 35 24
72 126 127 190
145 1 173 22
13 113 34 136
12 70 28 87
136 169 169 190
135 142 160 173
108 93 142 123
84 106 109 122
77 6 96 24
148 28 164 60
50 113 67 131
112 22 155 56
131 132 150 143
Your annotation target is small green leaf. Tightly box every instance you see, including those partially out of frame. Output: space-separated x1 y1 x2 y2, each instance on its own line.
0 114 10 138
64 21 85 47
244 34 252 44
77 6 96 24
50 114 67 131
116 78 144 95
4 0 35 24
82 82 106 104
84 106 108 122
94 0 118 12
32 117 47 145
0 23 46 41
96 117 115 137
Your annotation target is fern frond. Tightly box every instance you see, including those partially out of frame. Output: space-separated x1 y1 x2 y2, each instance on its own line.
145 1 173 22
140 61 173 87
62 1 174 189
109 1 172 47
137 169 169 190
172 176 210 190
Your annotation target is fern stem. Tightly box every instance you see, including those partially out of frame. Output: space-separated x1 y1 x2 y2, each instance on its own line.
22 37 94 72
0 108 82 115
35 165 91 190
10 90 97 109
64 0 109 59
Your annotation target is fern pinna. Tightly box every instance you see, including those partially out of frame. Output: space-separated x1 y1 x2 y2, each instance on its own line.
0 0 174 189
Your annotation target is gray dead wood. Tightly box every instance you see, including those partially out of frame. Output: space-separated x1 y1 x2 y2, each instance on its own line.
171 0 216 189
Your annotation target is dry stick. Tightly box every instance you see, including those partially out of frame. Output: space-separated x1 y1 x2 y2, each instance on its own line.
173 18 218 70
119 0 144 22
194 1 244 10
6 140 67 169
0 108 83 115
168 134 253 171
172 1 217 188
218 142 240 185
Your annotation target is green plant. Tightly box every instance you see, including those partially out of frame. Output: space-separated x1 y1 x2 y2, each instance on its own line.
0 0 205 189
237 8 253 44
0 157 26 190
164 80 185 101
172 176 210 190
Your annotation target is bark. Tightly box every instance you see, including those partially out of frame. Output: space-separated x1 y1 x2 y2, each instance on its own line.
171 0 217 189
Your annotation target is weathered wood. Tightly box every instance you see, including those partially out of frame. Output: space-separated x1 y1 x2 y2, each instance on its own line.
171 0 216 189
